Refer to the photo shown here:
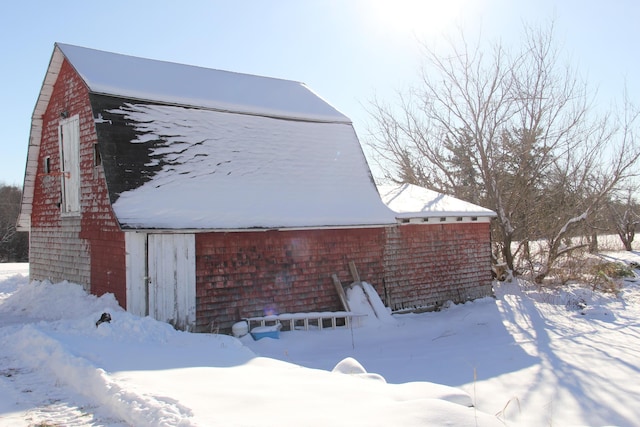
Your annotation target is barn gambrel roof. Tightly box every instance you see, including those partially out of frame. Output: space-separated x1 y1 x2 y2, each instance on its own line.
57 43 350 123
19 43 396 230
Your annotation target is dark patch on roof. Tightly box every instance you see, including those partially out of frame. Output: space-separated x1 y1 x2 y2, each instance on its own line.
90 94 164 204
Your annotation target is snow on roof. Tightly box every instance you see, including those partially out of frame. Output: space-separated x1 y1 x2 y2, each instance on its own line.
56 43 349 123
107 103 395 229
378 183 496 218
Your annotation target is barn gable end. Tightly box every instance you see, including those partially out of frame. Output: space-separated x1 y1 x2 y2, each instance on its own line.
23 52 126 303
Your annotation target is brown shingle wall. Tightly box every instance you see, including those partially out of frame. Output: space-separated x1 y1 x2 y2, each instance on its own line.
383 222 494 311
194 222 493 332
195 228 385 332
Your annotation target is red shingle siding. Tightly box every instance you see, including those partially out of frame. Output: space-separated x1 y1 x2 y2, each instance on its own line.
80 127 126 306
86 231 126 306
30 59 92 287
194 223 494 332
194 228 385 332
29 58 126 305
383 222 493 311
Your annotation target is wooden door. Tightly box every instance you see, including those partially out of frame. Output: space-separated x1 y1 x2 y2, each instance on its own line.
126 233 196 330
148 234 196 331
125 232 148 318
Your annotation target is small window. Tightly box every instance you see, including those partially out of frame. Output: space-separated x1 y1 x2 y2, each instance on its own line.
439 217 447 222
93 144 102 167
43 156 51 174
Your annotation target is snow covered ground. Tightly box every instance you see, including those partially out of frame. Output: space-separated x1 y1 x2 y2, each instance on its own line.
1 247 639 426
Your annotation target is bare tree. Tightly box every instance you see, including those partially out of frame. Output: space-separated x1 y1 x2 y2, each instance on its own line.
608 187 640 251
532 97 639 282
367 22 640 282
0 183 28 262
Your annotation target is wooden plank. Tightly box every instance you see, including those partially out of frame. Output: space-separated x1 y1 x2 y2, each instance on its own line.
348 261 360 282
348 261 379 319
362 282 383 319
332 274 350 311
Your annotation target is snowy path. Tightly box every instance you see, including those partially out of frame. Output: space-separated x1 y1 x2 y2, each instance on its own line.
0 268 197 426
0 355 124 426
0 321 125 426
1 323 199 427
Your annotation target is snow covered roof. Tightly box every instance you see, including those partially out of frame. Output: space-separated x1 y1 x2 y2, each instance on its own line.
378 184 496 219
97 101 395 229
56 43 349 123
18 43 395 231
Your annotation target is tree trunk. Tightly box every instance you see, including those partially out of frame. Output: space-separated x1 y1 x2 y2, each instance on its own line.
502 233 515 273
589 232 599 253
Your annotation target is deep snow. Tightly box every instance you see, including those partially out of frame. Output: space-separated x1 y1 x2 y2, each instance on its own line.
1 246 639 426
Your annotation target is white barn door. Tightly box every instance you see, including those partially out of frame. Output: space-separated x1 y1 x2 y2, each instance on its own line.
148 234 196 331
125 232 148 318
126 233 196 331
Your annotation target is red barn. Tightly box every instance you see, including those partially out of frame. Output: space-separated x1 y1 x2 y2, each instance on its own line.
18 43 495 332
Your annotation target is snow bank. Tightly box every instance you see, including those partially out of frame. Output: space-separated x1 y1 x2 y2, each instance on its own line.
0 279 121 322
5 257 640 426
0 269 502 426
331 357 473 407
4 324 197 426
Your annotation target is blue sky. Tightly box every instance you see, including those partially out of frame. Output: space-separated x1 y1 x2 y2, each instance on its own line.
1 0 638 186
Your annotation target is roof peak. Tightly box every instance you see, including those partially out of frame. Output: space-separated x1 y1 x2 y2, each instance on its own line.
55 43 301 86
55 43 350 123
